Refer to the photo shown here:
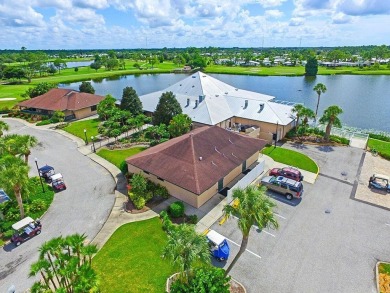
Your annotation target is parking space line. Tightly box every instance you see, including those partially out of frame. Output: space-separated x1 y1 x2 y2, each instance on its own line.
225 237 261 259
232 215 276 237
274 213 286 220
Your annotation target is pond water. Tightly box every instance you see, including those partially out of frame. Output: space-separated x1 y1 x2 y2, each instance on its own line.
59 73 390 132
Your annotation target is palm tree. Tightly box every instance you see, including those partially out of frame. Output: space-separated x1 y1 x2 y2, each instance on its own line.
162 224 210 282
313 83 327 117
0 155 30 218
319 105 343 141
17 134 38 163
291 104 305 127
223 185 279 276
0 120 9 137
301 107 316 126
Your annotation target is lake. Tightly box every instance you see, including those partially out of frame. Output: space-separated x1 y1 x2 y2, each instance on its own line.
59 73 390 132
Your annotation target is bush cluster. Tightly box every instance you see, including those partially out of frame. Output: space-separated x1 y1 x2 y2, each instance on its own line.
369 133 390 142
168 201 185 218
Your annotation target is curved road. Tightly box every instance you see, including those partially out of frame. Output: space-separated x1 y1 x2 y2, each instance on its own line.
0 119 116 292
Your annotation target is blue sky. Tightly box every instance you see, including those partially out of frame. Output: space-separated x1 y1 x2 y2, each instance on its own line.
0 0 389 49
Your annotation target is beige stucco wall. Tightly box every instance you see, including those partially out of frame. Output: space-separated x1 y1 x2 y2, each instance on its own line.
127 149 260 208
74 107 97 120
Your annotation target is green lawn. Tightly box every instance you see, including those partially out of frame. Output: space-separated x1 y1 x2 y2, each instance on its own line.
262 146 318 173
97 147 146 168
367 138 390 158
63 118 100 140
92 217 175 293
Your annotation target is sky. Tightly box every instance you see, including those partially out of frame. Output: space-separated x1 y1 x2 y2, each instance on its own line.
0 0 389 50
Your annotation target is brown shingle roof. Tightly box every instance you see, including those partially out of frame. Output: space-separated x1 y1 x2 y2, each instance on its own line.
18 88 104 111
126 126 266 195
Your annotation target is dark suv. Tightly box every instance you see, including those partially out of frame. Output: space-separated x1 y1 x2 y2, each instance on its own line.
269 167 304 182
261 176 303 200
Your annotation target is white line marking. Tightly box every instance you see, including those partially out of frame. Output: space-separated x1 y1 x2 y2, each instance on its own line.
232 215 276 237
225 237 261 259
274 213 286 220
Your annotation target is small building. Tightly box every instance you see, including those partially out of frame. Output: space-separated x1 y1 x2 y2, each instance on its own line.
126 126 267 208
18 89 104 121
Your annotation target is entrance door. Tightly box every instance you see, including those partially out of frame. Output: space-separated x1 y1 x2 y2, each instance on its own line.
218 178 224 191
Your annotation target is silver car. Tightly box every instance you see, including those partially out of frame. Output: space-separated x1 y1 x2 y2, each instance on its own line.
261 176 303 200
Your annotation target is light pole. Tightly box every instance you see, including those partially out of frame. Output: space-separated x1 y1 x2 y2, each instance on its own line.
84 129 88 145
274 120 279 148
91 136 96 153
34 158 45 193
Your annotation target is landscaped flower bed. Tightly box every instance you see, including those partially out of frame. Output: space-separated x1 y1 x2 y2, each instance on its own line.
378 262 390 293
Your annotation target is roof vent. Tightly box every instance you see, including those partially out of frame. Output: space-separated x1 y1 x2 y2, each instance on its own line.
194 100 198 108
244 100 248 109
199 95 205 103
258 103 265 113
186 98 190 107
192 75 196 78
192 85 195 88
235 88 238 91
180 84 182 86
215 94 219 97
203 75 206 77
225 92 228 94
199 156 203 161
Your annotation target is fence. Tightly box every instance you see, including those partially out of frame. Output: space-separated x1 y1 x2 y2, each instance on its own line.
317 124 369 148
226 160 265 203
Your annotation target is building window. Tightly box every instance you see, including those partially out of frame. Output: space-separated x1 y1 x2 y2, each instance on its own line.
91 105 97 111
157 177 164 181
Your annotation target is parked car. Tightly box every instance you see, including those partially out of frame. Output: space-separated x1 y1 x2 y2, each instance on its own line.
269 167 304 182
39 165 55 182
261 176 303 200
206 230 230 261
369 174 390 192
11 217 42 246
51 173 66 191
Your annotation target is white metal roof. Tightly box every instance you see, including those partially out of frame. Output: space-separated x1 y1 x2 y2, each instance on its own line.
138 71 294 126
12 217 35 230
207 229 226 245
51 173 63 180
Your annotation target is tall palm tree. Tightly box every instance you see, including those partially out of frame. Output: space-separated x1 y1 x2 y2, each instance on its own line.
0 155 30 218
319 105 343 141
223 185 279 276
162 224 210 282
0 120 9 137
17 134 38 163
291 104 305 127
313 83 327 117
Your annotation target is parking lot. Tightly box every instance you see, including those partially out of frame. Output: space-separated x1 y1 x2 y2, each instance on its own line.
211 144 390 293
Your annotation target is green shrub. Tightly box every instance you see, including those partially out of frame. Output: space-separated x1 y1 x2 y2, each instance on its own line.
330 135 349 145
3 229 15 238
30 199 47 213
369 133 390 142
119 161 128 175
168 201 185 218
130 173 147 195
170 267 230 293
187 214 198 224
155 184 169 199
160 211 174 232
55 123 69 129
128 192 146 209
36 120 51 126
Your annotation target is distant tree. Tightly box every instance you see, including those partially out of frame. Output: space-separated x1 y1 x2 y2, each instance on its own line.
105 58 119 70
149 56 158 69
97 94 117 121
53 58 66 74
313 83 327 117
74 67 79 72
301 107 316 126
79 81 95 94
291 104 305 127
120 86 143 115
153 91 182 126
22 82 57 99
168 114 192 138
305 56 318 76
90 61 102 72
319 105 343 141
133 63 141 69
4 67 25 81
47 64 57 75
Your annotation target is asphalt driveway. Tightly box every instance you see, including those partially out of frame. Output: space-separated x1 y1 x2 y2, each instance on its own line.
210 143 390 293
0 119 116 292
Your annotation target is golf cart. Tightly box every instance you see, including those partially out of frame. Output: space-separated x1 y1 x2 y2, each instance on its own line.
11 217 42 246
206 230 230 261
38 165 55 182
369 174 390 192
51 173 66 191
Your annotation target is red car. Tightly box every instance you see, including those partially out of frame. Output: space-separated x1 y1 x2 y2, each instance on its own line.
11 217 42 246
269 167 304 182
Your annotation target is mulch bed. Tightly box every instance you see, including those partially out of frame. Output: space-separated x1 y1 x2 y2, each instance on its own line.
125 196 169 214
229 279 246 293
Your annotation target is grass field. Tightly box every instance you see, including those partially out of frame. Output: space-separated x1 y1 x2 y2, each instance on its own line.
63 118 100 140
97 147 146 168
92 217 175 293
367 138 390 158
262 146 318 173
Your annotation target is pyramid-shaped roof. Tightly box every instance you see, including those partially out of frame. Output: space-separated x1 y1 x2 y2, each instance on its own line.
139 71 294 126
126 126 266 195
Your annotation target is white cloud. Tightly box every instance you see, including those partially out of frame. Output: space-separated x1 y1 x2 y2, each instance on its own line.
0 1 45 27
265 9 284 18
73 0 109 10
337 0 390 16
289 17 304 26
332 12 352 24
256 0 287 8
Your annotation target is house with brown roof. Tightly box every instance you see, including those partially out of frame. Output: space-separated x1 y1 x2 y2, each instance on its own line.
18 88 104 121
126 126 267 208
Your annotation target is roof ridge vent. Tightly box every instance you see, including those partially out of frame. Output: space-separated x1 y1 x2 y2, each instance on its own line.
199 156 203 161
